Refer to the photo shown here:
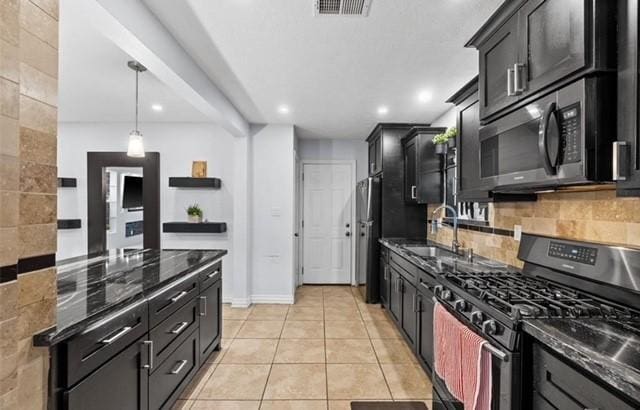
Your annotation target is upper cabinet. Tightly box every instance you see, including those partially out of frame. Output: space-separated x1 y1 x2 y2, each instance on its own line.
402 126 446 204
468 0 616 122
617 0 640 196
368 133 383 176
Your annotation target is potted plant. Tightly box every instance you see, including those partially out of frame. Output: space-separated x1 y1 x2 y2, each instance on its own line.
432 127 457 154
186 204 203 223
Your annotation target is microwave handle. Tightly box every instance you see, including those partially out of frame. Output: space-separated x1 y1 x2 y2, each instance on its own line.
538 102 560 176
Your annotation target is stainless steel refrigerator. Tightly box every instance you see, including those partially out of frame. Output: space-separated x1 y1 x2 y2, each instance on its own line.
356 177 381 303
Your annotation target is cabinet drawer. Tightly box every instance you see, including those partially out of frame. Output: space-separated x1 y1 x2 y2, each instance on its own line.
389 251 418 283
150 296 199 369
149 329 199 410
148 275 198 327
532 343 636 410
63 300 148 388
200 260 222 292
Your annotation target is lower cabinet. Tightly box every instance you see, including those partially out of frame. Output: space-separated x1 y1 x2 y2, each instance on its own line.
380 257 389 307
64 336 149 410
199 278 222 363
50 262 223 410
388 267 402 323
400 278 417 347
416 290 435 370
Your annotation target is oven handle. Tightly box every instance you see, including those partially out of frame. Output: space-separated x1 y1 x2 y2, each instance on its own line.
538 102 560 176
432 296 509 362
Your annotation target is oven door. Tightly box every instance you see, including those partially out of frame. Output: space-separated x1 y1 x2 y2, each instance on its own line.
479 80 587 191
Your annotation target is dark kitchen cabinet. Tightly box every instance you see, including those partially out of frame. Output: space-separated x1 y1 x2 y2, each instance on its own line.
388 266 402 323
199 278 222 363
64 337 149 410
400 278 417 347
416 288 435 371
368 134 383 176
467 0 616 122
402 126 446 204
366 123 431 239
380 257 389 307
617 0 640 196
477 14 520 120
529 341 637 410
403 136 418 203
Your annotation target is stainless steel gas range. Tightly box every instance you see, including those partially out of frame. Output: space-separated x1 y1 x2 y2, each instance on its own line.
431 234 640 410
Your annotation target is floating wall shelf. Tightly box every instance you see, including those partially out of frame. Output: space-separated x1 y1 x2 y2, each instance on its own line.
162 222 227 234
58 219 81 229
168 177 221 189
57 178 77 188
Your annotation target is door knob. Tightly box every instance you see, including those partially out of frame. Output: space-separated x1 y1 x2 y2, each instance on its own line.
345 232 351 237
345 223 350 228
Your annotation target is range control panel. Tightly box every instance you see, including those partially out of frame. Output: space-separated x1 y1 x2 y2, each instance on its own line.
548 241 597 265
560 105 581 164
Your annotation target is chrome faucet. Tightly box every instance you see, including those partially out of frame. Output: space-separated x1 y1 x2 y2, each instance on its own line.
430 204 461 255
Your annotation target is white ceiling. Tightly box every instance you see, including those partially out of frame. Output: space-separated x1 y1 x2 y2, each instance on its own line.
143 0 503 139
58 0 209 123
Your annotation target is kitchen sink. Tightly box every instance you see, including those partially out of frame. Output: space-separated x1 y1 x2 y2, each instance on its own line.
404 245 451 258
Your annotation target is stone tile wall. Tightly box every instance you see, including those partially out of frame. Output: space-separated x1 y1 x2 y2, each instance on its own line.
428 189 640 268
0 0 59 408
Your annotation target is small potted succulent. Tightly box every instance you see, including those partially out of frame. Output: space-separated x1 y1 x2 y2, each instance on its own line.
186 204 203 223
432 127 457 154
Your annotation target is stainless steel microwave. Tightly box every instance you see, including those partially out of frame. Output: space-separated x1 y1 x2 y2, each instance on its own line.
478 77 616 192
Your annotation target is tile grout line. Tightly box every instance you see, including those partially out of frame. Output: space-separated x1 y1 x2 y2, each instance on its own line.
323 287 329 409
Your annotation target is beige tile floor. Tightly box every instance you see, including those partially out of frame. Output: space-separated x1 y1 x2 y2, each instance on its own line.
175 286 433 410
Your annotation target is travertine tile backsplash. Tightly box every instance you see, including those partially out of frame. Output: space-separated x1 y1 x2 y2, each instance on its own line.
428 188 640 268
0 0 59 408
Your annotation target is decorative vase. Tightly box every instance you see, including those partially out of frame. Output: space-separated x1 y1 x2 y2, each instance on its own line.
435 143 448 155
447 138 456 149
188 214 202 223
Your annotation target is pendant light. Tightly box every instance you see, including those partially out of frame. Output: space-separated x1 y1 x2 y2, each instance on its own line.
127 61 146 158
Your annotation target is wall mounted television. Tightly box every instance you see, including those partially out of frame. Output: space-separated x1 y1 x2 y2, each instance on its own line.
122 176 143 210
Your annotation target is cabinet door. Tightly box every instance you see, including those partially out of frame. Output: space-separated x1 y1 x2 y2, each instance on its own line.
64 338 148 410
404 137 418 203
375 136 383 174
400 279 417 347
517 0 587 98
417 292 435 370
379 259 389 307
478 15 519 120
417 133 443 204
369 135 383 175
389 268 402 323
199 279 222 363
456 92 486 200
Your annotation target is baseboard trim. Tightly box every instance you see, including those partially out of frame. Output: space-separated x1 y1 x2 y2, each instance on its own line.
223 295 295 306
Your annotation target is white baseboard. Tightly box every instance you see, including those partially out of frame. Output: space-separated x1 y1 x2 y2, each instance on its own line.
223 294 295 306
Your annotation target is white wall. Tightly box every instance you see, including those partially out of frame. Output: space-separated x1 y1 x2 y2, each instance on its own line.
57 122 235 298
431 106 457 128
297 138 368 182
250 124 296 303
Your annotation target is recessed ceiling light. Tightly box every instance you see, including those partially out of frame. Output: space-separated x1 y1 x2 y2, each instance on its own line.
377 106 389 116
151 104 163 112
278 105 290 114
417 90 433 103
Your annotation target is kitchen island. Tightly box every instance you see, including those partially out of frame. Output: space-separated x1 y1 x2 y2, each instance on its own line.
35 248 227 410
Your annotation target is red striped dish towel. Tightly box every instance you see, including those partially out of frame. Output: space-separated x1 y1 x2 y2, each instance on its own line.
434 303 492 410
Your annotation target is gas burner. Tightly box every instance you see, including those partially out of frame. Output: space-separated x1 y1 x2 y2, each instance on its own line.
512 303 540 317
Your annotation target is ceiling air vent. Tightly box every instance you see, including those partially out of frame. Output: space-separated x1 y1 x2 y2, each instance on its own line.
313 0 372 17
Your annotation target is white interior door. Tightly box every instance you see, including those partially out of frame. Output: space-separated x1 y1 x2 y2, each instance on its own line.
302 163 353 284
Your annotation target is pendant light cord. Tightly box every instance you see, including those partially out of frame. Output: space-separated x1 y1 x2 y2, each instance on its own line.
135 68 139 131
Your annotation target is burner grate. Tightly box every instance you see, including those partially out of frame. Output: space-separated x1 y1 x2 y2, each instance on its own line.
442 271 640 321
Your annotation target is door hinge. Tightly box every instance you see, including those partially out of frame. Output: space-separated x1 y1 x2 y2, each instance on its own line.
301 267 304 275
302 220 304 228
302 172 304 181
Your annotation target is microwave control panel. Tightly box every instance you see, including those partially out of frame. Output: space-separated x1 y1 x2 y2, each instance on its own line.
560 105 581 164
548 241 597 265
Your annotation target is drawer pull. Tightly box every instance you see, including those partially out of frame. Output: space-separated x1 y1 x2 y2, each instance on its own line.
142 340 154 369
170 321 189 335
200 296 207 317
170 290 188 303
207 270 220 279
101 326 132 344
170 359 188 375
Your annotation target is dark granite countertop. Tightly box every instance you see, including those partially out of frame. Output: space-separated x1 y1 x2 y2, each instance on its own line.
379 237 514 274
34 248 227 346
380 237 639 403
523 319 640 403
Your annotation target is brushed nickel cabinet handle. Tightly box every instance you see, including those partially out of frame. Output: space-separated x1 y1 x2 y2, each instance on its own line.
101 326 132 344
170 359 188 375
170 290 188 303
170 321 189 335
